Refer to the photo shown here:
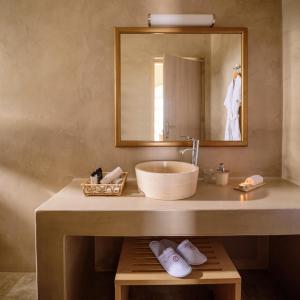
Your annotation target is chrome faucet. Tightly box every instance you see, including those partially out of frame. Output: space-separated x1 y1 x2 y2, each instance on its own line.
179 136 200 166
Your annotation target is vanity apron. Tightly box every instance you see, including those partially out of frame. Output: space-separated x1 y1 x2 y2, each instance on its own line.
224 75 242 141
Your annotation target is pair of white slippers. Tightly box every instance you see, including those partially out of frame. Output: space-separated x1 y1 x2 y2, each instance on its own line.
149 239 207 278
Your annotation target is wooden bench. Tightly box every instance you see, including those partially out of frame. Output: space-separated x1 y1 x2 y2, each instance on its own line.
115 237 241 300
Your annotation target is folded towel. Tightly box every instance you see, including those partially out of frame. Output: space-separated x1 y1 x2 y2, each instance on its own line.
100 166 123 184
245 175 263 186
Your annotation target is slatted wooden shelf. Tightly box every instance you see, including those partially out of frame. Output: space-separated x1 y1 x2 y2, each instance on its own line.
115 237 241 300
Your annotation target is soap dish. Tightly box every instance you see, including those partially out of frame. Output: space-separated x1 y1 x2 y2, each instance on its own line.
81 172 128 196
234 182 266 193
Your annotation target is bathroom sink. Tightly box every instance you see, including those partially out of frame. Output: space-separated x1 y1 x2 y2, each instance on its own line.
135 161 199 200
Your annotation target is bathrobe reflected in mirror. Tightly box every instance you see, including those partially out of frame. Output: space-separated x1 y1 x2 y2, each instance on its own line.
224 74 242 141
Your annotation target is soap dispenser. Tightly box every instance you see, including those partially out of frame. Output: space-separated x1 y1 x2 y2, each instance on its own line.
215 163 229 186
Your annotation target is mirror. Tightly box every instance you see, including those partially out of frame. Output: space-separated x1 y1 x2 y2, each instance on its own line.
115 27 248 147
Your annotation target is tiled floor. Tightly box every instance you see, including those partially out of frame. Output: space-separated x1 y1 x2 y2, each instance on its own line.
0 273 36 300
0 271 287 300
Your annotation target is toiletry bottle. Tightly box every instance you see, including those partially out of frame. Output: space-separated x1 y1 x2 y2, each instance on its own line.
95 168 103 184
90 171 98 184
215 163 229 186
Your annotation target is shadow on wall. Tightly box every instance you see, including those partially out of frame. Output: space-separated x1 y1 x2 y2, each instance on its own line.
0 109 179 271
0 115 100 271
0 164 53 271
0 85 180 272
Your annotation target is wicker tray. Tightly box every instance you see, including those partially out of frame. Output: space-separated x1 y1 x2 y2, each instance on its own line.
81 172 128 196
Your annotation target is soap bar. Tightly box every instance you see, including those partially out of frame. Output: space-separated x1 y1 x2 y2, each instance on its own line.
245 175 263 186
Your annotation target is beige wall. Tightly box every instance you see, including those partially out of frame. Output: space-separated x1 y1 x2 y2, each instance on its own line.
0 0 282 271
274 4 300 294
208 34 241 140
276 4 300 292
282 0 300 185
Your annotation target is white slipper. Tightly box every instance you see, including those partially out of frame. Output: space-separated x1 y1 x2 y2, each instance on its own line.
160 239 178 250
161 239 207 266
149 241 192 278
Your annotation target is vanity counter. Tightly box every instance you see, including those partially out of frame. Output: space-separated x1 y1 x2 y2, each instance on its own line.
37 178 300 213
36 178 300 300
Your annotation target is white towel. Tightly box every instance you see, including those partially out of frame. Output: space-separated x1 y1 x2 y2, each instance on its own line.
224 75 242 141
100 166 123 184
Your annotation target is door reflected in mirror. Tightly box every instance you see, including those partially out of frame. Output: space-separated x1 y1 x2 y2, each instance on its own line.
152 55 204 142
116 28 247 147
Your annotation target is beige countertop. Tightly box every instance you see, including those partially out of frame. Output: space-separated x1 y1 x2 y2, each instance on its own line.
37 178 300 212
35 178 300 300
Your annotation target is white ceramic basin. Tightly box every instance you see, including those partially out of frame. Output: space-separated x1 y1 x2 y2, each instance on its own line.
135 161 199 200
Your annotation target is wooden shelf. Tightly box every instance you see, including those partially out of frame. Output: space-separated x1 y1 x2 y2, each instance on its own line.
115 237 241 300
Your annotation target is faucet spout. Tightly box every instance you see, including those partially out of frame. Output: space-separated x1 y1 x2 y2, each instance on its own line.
179 148 193 156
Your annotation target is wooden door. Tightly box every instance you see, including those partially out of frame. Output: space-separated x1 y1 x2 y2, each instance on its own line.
163 55 203 140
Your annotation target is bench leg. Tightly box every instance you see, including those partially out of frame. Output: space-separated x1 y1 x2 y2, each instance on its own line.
115 284 129 300
213 283 241 300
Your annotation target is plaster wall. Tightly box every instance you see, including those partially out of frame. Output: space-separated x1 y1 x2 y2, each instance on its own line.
0 0 282 271
282 0 300 185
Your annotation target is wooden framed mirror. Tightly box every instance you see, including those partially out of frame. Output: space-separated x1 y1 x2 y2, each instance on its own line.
115 27 248 147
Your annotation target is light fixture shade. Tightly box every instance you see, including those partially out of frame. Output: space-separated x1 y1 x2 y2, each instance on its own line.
148 14 215 27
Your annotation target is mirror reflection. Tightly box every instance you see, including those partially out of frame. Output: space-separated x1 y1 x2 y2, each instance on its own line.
120 32 243 143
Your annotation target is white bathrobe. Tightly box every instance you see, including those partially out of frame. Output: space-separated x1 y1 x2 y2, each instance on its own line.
224 75 242 141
